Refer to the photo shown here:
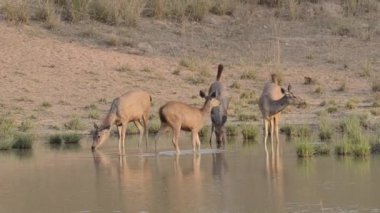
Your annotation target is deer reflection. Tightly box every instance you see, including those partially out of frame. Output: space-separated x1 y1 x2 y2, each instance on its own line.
265 140 285 211
92 150 152 196
212 153 228 180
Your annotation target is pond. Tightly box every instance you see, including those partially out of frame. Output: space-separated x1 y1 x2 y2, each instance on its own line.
1 134 380 213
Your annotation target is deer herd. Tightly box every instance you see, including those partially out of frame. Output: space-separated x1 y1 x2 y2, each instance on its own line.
92 64 299 155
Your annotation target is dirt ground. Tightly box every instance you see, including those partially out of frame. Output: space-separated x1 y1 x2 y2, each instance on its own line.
0 2 379 134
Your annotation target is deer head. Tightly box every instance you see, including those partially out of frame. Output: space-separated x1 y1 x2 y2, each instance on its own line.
200 90 220 109
92 123 111 150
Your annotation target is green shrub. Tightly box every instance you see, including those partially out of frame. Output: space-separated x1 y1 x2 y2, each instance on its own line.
335 136 353 155
88 109 100 119
64 116 85 130
241 124 259 141
1 0 30 24
199 126 210 137
148 119 161 134
226 124 238 136
49 134 62 144
62 133 82 144
12 133 34 149
0 118 16 150
280 125 310 138
319 115 333 141
352 141 371 157
314 143 330 155
296 137 314 158
18 119 33 132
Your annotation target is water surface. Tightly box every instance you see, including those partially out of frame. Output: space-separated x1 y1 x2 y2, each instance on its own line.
1 135 380 213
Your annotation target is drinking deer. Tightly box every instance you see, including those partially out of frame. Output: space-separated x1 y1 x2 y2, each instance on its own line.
208 64 229 149
258 74 298 145
92 90 152 154
155 91 220 154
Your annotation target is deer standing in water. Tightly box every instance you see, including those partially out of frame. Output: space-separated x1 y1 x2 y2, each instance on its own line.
92 90 152 154
155 91 220 154
208 64 229 149
258 74 298 145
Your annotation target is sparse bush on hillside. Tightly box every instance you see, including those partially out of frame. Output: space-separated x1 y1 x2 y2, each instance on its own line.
1 0 30 24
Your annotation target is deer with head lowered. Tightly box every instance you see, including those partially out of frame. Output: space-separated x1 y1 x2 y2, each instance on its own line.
208 64 229 149
155 91 220 154
258 74 299 145
92 90 152 154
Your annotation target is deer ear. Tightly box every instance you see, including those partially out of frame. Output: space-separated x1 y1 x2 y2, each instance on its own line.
210 91 216 98
199 90 206 98
94 123 99 130
281 88 286 94
288 84 292 92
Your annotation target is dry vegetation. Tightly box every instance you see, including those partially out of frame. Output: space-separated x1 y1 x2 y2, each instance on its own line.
0 0 379 134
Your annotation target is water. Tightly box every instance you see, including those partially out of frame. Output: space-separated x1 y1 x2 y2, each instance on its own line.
1 135 380 213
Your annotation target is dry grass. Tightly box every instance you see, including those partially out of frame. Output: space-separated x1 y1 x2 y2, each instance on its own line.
1 0 30 24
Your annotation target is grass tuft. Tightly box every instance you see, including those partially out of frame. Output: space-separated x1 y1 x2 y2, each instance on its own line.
241 124 259 141
12 133 34 149
64 116 85 130
226 124 238 136
296 137 314 158
62 133 82 144
49 134 62 144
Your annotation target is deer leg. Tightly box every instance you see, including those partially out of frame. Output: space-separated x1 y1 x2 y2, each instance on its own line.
209 124 214 148
274 116 280 144
173 127 181 154
270 118 275 153
134 120 144 148
142 114 149 149
196 133 201 152
264 119 269 145
120 123 128 156
191 131 197 152
117 125 122 149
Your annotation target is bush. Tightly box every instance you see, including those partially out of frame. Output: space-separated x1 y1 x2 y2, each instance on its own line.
62 133 82 144
64 116 85 130
199 126 210 137
241 124 259 140
148 119 161 134
12 134 34 149
296 137 314 158
335 136 353 155
226 124 238 136
319 115 333 141
49 134 62 144
0 118 16 150
1 0 30 24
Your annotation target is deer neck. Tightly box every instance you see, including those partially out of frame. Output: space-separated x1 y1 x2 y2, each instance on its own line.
268 95 290 116
101 113 116 130
200 101 213 118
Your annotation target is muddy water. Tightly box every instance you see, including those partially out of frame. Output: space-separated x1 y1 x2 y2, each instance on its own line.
1 135 380 213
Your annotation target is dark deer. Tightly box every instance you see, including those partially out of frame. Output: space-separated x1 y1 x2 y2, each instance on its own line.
208 64 229 149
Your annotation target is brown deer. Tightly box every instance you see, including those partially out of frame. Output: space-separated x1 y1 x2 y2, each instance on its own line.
258 74 298 145
92 90 152 153
155 91 220 153
208 64 229 149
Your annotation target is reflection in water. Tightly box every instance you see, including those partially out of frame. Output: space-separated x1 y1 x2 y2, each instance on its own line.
13 149 34 160
265 140 284 212
212 153 228 180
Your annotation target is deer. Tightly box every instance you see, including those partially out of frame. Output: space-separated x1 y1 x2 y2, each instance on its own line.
92 90 152 154
208 64 229 149
155 90 220 154
258 74 298 146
